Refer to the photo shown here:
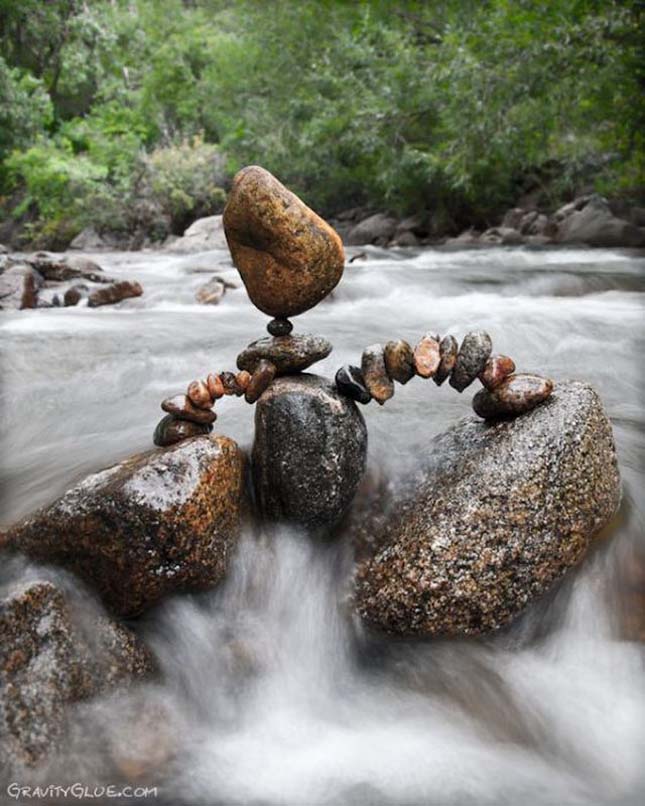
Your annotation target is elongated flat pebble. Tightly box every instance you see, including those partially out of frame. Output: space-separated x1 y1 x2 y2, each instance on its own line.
187 379 212 409
479 354 516 390
220 371 241 396
335 365 371 404
245 360 277 403
237 333 332 375
384 340 415 385
361 344 394 405
153 415 212 447
236 370 252 392
433 335 459 386
161 394 217 425
450 331 493 392
472 373 554 419
207 373 225 399
413 333 441 378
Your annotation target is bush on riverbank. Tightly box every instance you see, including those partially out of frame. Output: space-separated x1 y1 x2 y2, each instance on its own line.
0 0 643 248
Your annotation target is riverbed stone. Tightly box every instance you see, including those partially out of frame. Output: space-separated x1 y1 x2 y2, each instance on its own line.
153 415 212 446
1 436 245 617
187 379 212 409
237 333 332 375
223 165 345 317
450 331 493 392
479 354 516 390
413 333 441 379
472 373 554 419
0 579 153 771
87 280 143 308
433 334 459 386
383 340 415 385
354 381 620 637
245 359 277 404
361 344 394 405
267 318 293 337
335 365 371 404
252 375 367 529
0 264 43 310
161 394 217 425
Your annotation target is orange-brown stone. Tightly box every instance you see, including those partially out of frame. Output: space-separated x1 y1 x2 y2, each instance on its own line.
223 166 345 317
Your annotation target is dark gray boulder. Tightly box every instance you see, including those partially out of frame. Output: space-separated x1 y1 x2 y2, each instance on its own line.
345 213 398 246
355 381 621 637
0 263 43 310
556 196 645 247
252 374 368 529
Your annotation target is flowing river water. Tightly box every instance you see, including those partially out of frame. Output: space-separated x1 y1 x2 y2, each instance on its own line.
1 245 644 805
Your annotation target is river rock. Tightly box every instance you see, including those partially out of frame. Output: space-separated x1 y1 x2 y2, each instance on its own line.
478 354 516 391
70 226 108 250
27 253 108 283
433 334 459 386
165 215 228 253
361 344 394 405
237 333 332 375
161 394 217 425
354 381 620 637
450 331 492 392
413 333 441 378
207 373 225 399
0 264 43 310
267 318 293 337
64 284 89 306
472 373 554 419
335 365 371 404
154 415 212 446
252 375 367 529
384 340 415 385
345 213 399 246
245 359 277 403
0 578 152 771
87 280 143 308
556 195 645 247
187 379 212 409
1 436 245 617
195 277 226 305
223 166 345 317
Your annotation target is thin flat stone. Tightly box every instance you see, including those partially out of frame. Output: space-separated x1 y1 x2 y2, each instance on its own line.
479 354 516 390
335 365 371 404
245 360 277 404
472 374 554 419
384 340 415 385
153 415 211 447
187 380 212 409
207 373 224 399
413 333 441 378
161 394 217 425
237 333 332 375
450 331 493 392
433 335 459 386
361 344 394 405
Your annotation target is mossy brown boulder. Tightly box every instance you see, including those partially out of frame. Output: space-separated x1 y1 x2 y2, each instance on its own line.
1 435 245 617
354 382 621 637
223 165 345 317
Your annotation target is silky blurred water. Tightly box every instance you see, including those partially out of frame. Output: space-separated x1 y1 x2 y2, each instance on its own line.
1 245 644 804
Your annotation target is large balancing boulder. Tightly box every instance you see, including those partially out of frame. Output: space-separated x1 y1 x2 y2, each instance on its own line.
223 166 345 317
2 436 245 617
252 375 367 529
355 382 621 637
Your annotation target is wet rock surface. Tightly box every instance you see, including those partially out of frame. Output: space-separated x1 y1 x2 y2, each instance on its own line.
2 436 245 617
195 277 226 305
0 264 43 310
450 331 493 392
0 579 152 771
355 382 621 637
361 344 394 405
473 373 554 419
245 359 277 403
413 333 441 379
252 375 367 529
223 166 345 317
154 415 213 447
433 335 459 386
335 364 371 404
383 340 415 385
87 280 143 308
479 354 516 390
237 333 332 375
161 395 217 425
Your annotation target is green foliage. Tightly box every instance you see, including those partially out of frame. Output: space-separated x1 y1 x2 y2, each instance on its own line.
0 0 643 245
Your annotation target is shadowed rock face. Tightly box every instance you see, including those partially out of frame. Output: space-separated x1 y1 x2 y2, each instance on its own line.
2 436 245 617
223 166 345 317
252 375 367 530
0 579 153 771
355 382 621 637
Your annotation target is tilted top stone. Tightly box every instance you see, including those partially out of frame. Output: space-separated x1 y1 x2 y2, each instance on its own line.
223 166 345 317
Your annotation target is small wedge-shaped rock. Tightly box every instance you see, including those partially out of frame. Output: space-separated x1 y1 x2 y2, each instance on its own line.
472 373 554 419
450 331 493 391
433 335 459 386
361 344 394 405
479 354 516 390
335 364 371 404
162 394 217 425
245 359 277 403
384 340 415 385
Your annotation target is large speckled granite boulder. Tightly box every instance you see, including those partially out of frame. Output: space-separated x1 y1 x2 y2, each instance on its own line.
355 382 621 637
223 166 345 317
0 578 152 772
252 375 367 529
1 435 245 617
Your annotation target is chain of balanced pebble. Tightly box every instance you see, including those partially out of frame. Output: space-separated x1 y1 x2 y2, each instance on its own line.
153 319 554 448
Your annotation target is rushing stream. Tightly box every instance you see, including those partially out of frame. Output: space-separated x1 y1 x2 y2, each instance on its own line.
1 245 644 804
